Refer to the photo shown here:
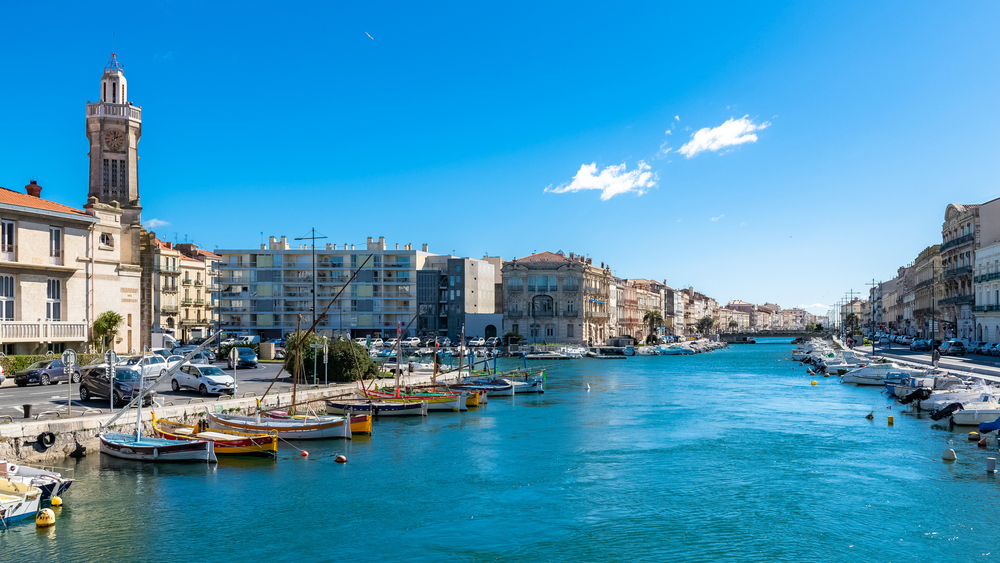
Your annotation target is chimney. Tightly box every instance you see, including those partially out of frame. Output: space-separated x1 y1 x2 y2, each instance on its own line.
367 237 373 244
395 243 399 250
25 180 42 198
326 243 332 250
422 244 428 252
569 252 575 260
351 244 355 250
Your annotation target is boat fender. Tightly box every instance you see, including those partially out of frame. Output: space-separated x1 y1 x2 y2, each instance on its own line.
335 455 347 463
372 406 379 416
979 438 989 448
301 450 309 457
38 432 56 449
35 508 55 528
969 431 981 441
51 495 63 507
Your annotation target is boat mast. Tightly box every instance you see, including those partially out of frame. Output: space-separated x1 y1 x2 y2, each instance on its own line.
135 346 145 442
457 324 465 384
292 315 301 415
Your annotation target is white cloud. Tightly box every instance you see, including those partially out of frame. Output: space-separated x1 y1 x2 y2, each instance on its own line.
800 303 829 309
664 129 672 135
545 161 657 201
657 142 673 158
676 219 683 223
679 115 769 158
145 218 170 228
674 115 680 121
711 214 724 222
739 221 747 226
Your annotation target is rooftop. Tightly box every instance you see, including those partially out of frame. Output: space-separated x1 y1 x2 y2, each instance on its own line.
0 184 88 217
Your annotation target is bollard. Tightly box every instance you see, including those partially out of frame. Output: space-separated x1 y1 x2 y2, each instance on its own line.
988 458 997 473
888 416 894 426
22 404 32 419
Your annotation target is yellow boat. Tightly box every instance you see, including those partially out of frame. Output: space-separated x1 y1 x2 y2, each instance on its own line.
152 414 278 457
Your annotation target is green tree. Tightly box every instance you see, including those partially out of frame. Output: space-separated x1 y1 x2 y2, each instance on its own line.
814 323 824 332
728 320 739 333
91 311 123 352
845 314 860 335
696 315 714 335
642 310 664 340
283 331 377 382
503 332 524 345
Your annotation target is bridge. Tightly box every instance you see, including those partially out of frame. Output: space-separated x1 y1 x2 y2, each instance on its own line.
719 330 828 344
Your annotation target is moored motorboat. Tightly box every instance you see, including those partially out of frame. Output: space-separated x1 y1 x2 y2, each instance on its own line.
448 380 515 397
206 411 352 440
524 351 571 360
0 478 41 525
2 460 74 501
152 415 277 457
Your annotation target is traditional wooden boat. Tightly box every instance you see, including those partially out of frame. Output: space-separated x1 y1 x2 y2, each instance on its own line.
206 411 352 440
99 432 217 462
0 478 41 525
265 410 373 435
360 387 466 412
326 399 428 417
448 381 514 397
2 460 74 501
152 415 277 457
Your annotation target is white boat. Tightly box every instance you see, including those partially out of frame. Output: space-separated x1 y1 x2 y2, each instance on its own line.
950 397 1000 426
2 460 74 500
326 398 428 417
206 411 352 440
635 347 660 356
921 386 996 412
890 374 967 399
559 346 586 358
841 363 925 386
0 477 41 525
524 350 571 360
502 377 545 393
100 432 218 462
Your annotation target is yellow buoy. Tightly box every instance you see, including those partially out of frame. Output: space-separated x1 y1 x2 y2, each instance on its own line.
50 495 62 507
36 508 55 528
969 432 981 441
811 380 817 386
888 416 894 426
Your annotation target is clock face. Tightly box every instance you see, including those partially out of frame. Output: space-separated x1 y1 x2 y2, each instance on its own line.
105 130 125 151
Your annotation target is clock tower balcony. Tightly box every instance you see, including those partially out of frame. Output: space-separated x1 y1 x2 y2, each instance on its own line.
86 102 141 123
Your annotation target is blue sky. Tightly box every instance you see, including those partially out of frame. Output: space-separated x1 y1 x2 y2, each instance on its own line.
3 1 999 317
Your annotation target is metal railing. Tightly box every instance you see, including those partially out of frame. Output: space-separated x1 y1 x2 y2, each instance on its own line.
161 305 179 314
161 285 178 293
86 102 142 121
941 233 975 252
974 305 1000 313
975 271 1000 284
938 295 974 306
945 265 973 278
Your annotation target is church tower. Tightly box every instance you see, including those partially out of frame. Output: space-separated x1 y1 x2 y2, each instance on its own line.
86 52 141 221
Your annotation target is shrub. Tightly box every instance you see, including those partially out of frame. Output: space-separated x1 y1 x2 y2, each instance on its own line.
0 353 101 375
217 342 260 362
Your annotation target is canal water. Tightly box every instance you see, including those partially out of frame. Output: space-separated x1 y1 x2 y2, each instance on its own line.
5 343 1000 562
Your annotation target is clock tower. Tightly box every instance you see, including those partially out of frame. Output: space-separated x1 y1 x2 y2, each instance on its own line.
86 52 141 221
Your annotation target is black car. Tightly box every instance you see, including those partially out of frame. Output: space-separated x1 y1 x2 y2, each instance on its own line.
78 365 155 407
939 340 966 356
910 340 931 351
228 347 259 368
14 359 80 386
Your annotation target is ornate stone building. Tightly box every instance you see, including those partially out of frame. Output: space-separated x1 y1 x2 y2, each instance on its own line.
502 251 612 345
912 244 942 339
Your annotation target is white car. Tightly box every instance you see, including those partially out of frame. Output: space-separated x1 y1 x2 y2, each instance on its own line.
469 337 486 347
119 354 170 379
171 364 236 396
165 355 185 370
386 338 399 348
371 338 384 348
401 337 420 347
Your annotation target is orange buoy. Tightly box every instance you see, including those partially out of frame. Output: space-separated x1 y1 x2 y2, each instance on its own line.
335 455 347 463
301 451 309 457
979 438 988 448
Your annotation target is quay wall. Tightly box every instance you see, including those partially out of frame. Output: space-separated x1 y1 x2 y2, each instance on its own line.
0 384 357 465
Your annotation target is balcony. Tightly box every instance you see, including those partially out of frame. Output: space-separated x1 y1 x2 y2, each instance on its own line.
194 299 205 306
507 311 523 318
588 312 611 320
194 279 204 286
913 307 933 317
945 265 973 278
914 278 935 290
507 285 524 292
0 321 87 343
563 311 579 317
938 295 974 307
161 305 179 314
974 305 1000 313
584 287 600 294
181 298 193 306
155 264 180 273
182 279 193 285
975 272 1000 284
531 310 555 318
941 233 975 252
180 317 208 325
161 285 178 293
86 101 141 122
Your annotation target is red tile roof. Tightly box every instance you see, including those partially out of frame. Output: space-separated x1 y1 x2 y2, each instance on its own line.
0 186 87 216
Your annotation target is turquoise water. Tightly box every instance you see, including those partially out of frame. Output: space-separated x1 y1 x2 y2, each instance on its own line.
4 344 1000 562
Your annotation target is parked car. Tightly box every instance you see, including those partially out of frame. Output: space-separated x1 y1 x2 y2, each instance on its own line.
436 337 452 347
485 336 501 347
78 366 155 406
939 340 966 356
910 339 930 351
171 364 236 396
0 364 4 385
401 337 421 347
385 338 399 348
370 338 384 348
986 343 1000 356
969 341 987 354
165 355 185 371
355 337 368 346
900 336 913 345
878 337 890 344
14 359 80 386
228 347 258 369
188 352 213 365
469 337 486 347
118 354 170 379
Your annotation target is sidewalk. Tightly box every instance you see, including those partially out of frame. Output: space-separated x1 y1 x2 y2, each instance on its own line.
834 336 1000 381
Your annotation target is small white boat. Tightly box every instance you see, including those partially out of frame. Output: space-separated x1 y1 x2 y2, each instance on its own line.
207 411 352 440
2 460 74 500
524 350 571 360
635 347 660 356
100 432 218 462
502 378 545 393
841 363 925 386
922 386 996 412
0 478 41 525
950 397 1000 426
326 399 428 417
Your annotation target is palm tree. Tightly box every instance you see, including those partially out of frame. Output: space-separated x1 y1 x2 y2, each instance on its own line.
845 313 860 334
91 310 123 352
729 320 738 333
642 310 665 341
696 315 714 335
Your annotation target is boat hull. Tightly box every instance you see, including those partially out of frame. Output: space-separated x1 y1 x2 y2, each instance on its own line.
207 412 351 440
0 479 41 524
152 418 278 457
99 433 217 462
361 389 465 412
327 400 428 417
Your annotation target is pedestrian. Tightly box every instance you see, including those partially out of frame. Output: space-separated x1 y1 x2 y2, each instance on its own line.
932 347 940 369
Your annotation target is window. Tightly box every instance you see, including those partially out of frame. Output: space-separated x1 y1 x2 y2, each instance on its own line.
550 276 558 291
49 227 62 264
546 325 554 337
103 82 106 102
119 159 127 193
567 324 574 338
567 300 574 313
450 276 455 287
112 82 117 103
351 255 358 268
46 279 61 321
111 160 118 190
456 289 461 298
450 290 454 300
1 219 14 259
0 275 13 320
100 233 113 247
511 324 519 334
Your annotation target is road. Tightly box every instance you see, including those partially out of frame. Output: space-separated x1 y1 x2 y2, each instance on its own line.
852 343 1000 377
0 361 345 421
